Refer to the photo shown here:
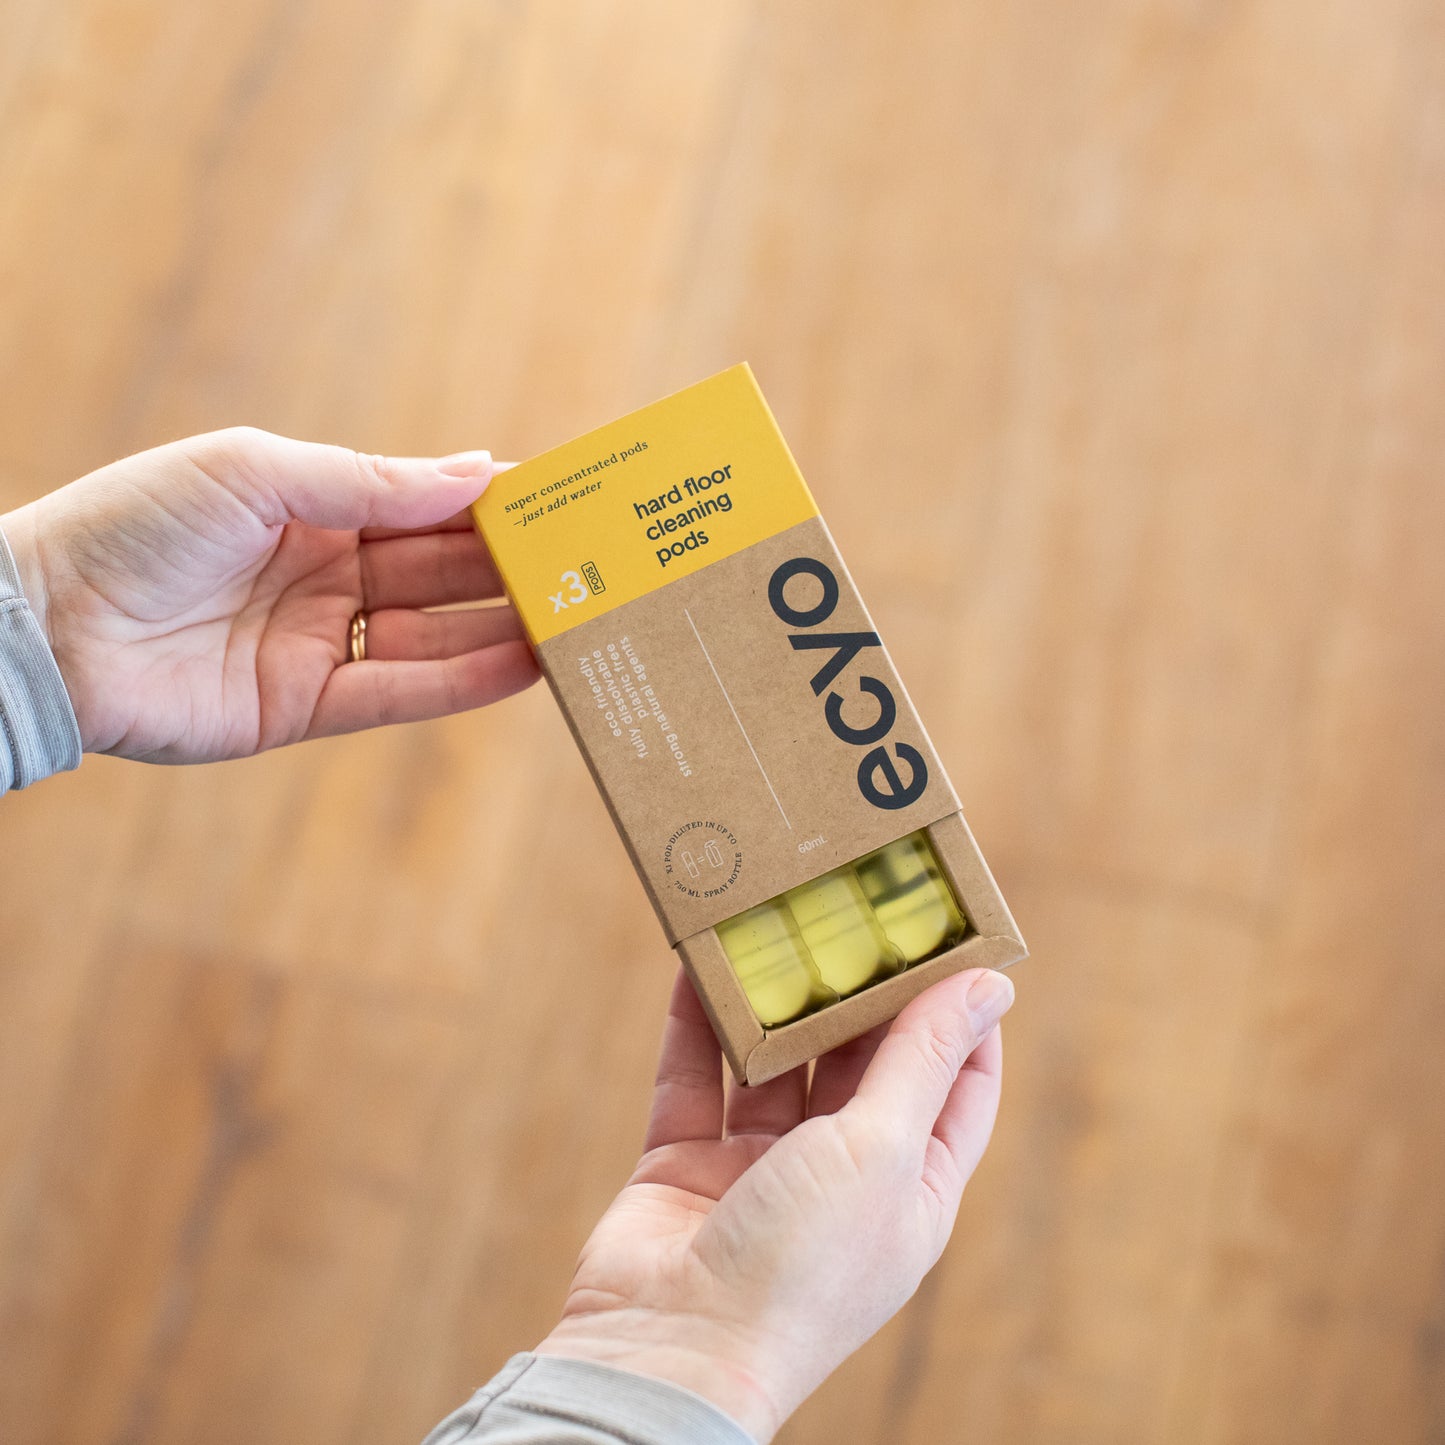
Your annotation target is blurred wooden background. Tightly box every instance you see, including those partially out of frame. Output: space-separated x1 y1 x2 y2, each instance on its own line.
2 2 1444 1442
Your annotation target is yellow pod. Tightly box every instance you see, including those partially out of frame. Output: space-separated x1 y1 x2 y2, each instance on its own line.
716 900 836 1027
783 865 901 996
854 831 968 964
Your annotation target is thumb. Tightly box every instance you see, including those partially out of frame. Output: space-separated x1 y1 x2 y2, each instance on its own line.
847 968 1014 1150
180 426 495 531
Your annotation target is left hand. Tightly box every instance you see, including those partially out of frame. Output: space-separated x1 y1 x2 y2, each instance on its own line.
536 965 1014 1442
1 426 539 762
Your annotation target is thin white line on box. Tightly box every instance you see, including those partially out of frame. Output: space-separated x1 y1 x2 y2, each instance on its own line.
683 607 792 830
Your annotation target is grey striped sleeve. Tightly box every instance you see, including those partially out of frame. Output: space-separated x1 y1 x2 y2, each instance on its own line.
422 1355 756 1445
0 522 82 794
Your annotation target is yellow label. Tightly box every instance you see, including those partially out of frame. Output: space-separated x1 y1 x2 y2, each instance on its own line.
472 364 819 644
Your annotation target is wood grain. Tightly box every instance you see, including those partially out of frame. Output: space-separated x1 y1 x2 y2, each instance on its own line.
2 2 1443 1442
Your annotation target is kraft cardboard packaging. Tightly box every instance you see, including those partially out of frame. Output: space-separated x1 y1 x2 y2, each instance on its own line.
472 364 1025 1084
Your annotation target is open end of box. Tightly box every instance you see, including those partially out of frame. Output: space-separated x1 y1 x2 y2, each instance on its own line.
739 929 1026 1085
676 811 1028 1087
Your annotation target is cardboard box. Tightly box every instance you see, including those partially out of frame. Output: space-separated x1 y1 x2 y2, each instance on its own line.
472 364 1025 1084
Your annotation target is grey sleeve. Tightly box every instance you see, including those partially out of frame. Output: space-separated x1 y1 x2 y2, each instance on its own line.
422 1354 757 1445
0 522 82 794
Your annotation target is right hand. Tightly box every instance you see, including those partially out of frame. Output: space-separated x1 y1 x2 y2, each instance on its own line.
536 965 1014 1442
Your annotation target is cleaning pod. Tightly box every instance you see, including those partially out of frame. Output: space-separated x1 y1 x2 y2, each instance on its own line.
783 865 901 995
716 900 837 1026
854 831 968 964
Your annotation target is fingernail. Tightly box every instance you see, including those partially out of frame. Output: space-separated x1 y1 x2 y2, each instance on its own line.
965 970 1014 1031
435 449 493 479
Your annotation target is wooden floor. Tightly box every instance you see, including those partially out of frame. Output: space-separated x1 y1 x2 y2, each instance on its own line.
2 2 1444 1441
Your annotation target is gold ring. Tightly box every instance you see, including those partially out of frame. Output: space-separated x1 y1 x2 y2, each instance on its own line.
349 610 368 663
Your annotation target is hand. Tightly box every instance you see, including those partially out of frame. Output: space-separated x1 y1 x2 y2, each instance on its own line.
0 428 539 762
536 966 1015 1442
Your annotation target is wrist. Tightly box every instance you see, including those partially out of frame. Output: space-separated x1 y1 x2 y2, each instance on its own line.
0 503 85 786
537 1311 783 1443
1 502 93 754
0 506 51 637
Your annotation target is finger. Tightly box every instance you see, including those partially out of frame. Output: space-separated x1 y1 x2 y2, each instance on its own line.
807 1020 890 1119
846 969 1014 1156
359 532 505 609
359 508 481 542
931 1023 1004 1183
305 640 540 737
364 605 524 661
644 971 725 1151
183 427 495 531
354 461 517 540
724 1064 809 1138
